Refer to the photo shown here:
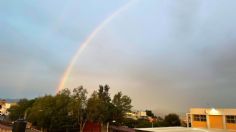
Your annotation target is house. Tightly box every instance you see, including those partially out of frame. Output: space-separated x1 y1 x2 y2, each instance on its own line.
0 99 15 116
125 111 147 120
186 108 236 130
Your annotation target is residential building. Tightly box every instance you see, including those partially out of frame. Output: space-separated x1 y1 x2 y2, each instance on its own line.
125 111 147 120
0 99 15 116
186 108 236 130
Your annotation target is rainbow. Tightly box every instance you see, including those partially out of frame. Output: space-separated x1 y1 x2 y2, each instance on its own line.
56 0 135 93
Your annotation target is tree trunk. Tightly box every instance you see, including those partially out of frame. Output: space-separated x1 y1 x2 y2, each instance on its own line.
106 122 109 132
79 120 87 132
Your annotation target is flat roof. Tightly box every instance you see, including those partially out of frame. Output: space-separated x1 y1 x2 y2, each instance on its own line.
135 127 231 132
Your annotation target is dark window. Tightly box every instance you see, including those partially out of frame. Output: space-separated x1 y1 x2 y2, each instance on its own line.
193 115 206 122
226 116 236 123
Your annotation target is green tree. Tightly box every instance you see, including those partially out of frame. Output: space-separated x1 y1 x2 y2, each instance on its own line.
27 95 55 130
69 86 88 132
87 85 115 132
164 113 181 126
122 118 137 128
86 91 102 122
135 119 152 128
27 89 74 130
8 99 35 120
98 85 112 123
145 110 155 118
112 92 132 124
50 89 74 129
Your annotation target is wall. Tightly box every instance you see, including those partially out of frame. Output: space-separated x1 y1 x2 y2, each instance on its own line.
192 121 207 128
190 108 236 130
226 123 236 130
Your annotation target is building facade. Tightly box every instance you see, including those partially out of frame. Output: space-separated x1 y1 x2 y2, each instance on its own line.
126 111 147 120
187 108 236 130
0 100 15 116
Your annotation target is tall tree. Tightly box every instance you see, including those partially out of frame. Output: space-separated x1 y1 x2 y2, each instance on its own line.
98 85 111 103
69 86 88 132
98 85 112 123
145 110 155 117
8 99 35 120
86 91 102 122
27 95 55 130
112 92 132 124
27 89 73 130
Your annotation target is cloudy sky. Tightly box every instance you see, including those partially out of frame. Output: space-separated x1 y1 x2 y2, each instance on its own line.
1 0 236 113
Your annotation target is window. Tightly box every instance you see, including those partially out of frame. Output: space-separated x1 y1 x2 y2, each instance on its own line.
193 115 206 122
226 115 236 123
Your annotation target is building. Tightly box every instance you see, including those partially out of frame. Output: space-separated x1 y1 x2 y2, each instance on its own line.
0 99 15 116
125 111 147 120
137 111 147 118
186 108 236 130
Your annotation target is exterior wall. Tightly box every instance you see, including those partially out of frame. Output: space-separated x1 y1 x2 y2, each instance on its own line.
209 115 223 129
226 123 236 130
0 103 13 115
192 121 207 128
190 108 236 115
189 108 236 130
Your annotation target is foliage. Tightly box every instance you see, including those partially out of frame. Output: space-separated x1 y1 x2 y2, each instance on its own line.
135 118 152 128
164 113 181 126
122 113 180 128
7 85 133 130
8 98 35 120
122 118 137 128
69 86 88 131
145 110 155 118
112 92 132 124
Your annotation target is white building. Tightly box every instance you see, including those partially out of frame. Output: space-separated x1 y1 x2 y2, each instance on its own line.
126 111 147 120
0 100 15 116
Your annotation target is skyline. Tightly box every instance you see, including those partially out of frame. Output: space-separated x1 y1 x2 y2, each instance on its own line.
1 0 236 113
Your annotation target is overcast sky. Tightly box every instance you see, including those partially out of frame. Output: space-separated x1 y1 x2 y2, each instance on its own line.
1 0 236 113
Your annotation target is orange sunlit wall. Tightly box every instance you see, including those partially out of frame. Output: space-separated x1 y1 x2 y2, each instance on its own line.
191 115 207 128
226 124 236 130
192 121 207 128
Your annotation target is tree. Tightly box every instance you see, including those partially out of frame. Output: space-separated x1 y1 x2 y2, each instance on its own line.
69 86 88 132
50 88 74 129
86 91 102 122
135 118 152 128
145 110 155 118
27 95 55 130
7 85 134 131
112 92 132 124
97 85 112 123
164 113 181 126
8 99 35 121
27 89 74 130
122 118 137 128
